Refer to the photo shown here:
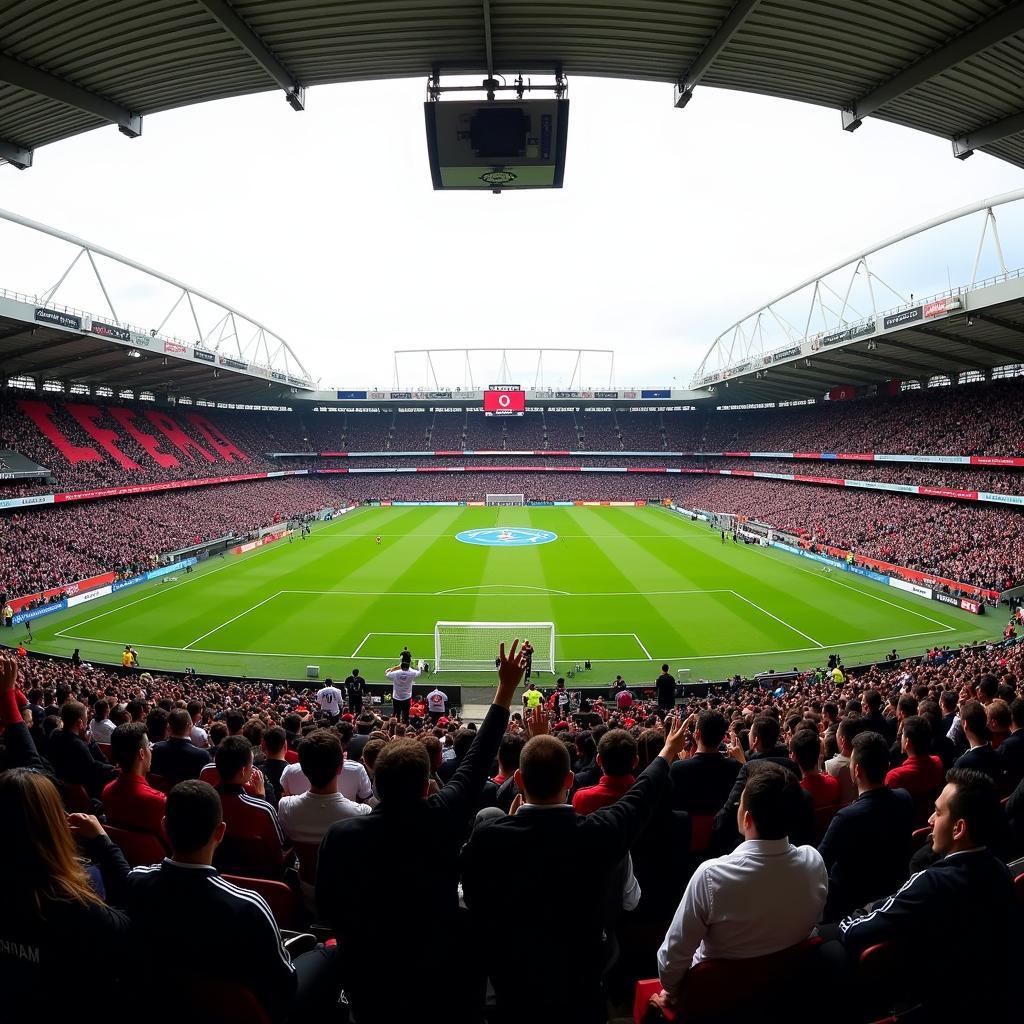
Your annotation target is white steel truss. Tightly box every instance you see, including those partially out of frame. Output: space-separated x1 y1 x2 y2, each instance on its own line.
691 188 1024 387
0 206 314 383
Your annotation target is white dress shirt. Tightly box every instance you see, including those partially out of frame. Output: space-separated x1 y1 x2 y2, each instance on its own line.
89 718 116 744
280 758 373 802
657 838 827 992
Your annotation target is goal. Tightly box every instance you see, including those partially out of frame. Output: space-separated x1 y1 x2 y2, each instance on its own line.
485 493 525 506
434 621 555 673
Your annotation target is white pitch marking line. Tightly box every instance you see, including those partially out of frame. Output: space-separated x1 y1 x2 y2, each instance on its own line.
350 633 372 658
182 593 283 650
779 559 958 631
728 591 825 649
55 626 952 663
433 584 572 596
632 633 653 659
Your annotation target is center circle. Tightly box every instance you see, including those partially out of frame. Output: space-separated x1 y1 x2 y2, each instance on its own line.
456 527 558 547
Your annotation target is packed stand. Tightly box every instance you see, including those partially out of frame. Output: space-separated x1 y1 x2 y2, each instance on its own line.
677 475 1024 590
3 632 1024 1023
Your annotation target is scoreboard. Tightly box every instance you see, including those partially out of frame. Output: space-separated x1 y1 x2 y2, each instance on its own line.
484 385 525 417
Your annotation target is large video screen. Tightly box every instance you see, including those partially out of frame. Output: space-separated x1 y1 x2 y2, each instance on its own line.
484 387 525 417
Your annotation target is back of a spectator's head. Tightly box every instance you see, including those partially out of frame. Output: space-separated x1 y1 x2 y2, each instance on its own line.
862 689 882 713
977 674 999 702
897 695 918 718
1011 698 1024 730
94 699 110 719
851 731 889 786
165 781 223 855
60 701 86 730
837 715 864 745
187 700 203 720
751 715 780 751
145 707 168 743
241 717 265 747
789 728 821 773
215 735 253 783
940 768 1002 851
940 690 957 713
262 726 287 756
283 713 301 734
361 738 387 773
498 732 526 773
298 730 343 789
902 715 931 756
208 721 228 747
225 710 245 735
597 729 638 778
822 701 838 721
167 708 192 738
125 700 145 723
374 739 430 804
518 735 571 802
696 710 727 749
739 762 795 841
356 713 375 734
111 721 150 773
418 733 442 770
987 699 1011 732
452 728 475 759
960 700 990 742
336 721 354 746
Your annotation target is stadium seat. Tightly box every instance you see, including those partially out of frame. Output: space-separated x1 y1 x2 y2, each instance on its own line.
96 743 112 761
178 975 272 1024
222 874 302 931
813 803 839 842
215 834 292 880
146 772 173 793
855 940 925 1021
105 824 168 867
1014 873 1024 905
633 937 822 1022
909 826 932 853
61 782 92 812
688 814 714 855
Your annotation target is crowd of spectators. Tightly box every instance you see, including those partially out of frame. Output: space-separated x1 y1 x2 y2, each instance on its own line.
677 475 1024 590
0 477 351 599
3 631 1023 1023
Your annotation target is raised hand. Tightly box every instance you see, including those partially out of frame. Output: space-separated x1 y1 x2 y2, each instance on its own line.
658 714 689 762
0 656 17 692
67 813 106 840
527 705 549 737
494 640 528 708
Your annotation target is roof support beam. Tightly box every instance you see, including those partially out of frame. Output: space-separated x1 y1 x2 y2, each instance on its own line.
952 109 1024 159
195 0 306 111
0 137 32 169
674 0 762 108
973 312 1024 336
842 3 1024 131
882 335 991 373
0 54 141 136
910 324 1022 361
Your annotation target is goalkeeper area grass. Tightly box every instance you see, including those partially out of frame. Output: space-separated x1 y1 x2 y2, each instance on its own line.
28 505 995 685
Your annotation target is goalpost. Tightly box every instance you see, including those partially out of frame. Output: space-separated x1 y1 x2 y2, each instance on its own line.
485 493 525 506
434 621 556 673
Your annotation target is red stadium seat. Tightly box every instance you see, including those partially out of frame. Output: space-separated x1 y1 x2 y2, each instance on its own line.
61 782 92 812
909 826 932 853
1014 873 1024 905
179 975 272 1024
633 937 821 1022
105 824 168 867
689 814 714 855
146 772 173 793
222 874 302 931
96 743 112 761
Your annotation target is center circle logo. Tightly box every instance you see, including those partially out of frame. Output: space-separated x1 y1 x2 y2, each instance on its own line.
456 527 558 547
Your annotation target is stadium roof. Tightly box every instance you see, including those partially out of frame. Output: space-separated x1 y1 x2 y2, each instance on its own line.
3 1 1024 170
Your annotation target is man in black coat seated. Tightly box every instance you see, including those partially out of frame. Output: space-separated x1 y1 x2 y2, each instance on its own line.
713 714 813 850
818 731 913 921
461 715 688 1024
47 701 116 798
150 708 212 784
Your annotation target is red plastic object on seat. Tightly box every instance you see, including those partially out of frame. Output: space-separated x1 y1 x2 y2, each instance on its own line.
634 978 675 1023
104 824 168 867
689 814 714 854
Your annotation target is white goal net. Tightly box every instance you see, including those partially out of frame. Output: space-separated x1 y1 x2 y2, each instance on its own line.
485 493 525 506
434 621 555 673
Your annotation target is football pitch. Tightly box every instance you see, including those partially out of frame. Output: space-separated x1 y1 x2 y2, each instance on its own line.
27 505 995 684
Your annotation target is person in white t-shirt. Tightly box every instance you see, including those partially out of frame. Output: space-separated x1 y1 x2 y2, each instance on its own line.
278 729 371 911
386 660 420 724
280 749 374 803
316 680 345 722
426 686 448 723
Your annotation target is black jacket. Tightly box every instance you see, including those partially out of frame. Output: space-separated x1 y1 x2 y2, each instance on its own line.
670 750 740 815
953 743 1001 782
997 730 1024 791
818 786 914 920
713 747 813 851
95 840 297 1022
47 728 117 797
150 736 211 783
461 757 670 1023
838 848 1020 1021
317 701 509 1023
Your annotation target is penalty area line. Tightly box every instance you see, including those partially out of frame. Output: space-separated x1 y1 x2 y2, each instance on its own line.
729 591 824 649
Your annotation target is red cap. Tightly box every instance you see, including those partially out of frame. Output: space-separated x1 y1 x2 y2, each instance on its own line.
341 712 354 722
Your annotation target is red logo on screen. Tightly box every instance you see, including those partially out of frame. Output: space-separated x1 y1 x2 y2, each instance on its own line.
484 389 525 414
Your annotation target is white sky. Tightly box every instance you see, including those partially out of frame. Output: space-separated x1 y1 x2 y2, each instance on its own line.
1 75 1022 390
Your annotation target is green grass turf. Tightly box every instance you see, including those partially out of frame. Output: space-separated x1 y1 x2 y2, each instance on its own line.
24 505 996 685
